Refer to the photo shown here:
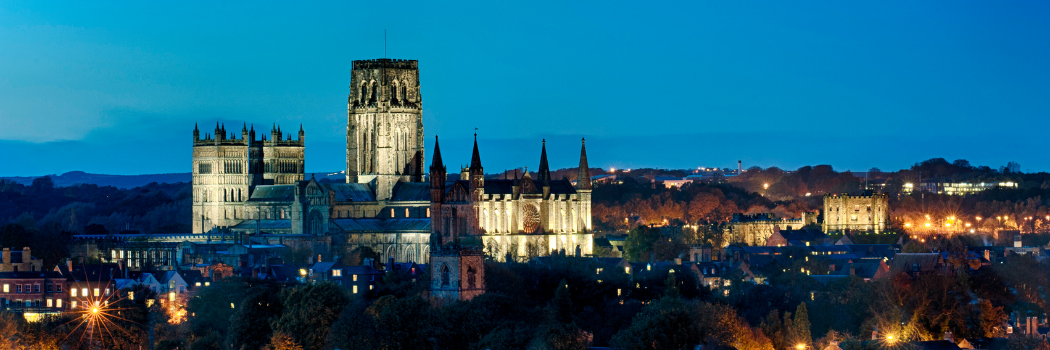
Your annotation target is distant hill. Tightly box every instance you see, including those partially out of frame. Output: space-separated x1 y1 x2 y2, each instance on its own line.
1 171 192 189
1 171 349 189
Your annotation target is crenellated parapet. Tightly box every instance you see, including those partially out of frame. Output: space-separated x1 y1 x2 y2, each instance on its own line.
352 59 418 70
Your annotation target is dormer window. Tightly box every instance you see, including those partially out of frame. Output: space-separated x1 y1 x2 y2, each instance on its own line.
333 269 342 277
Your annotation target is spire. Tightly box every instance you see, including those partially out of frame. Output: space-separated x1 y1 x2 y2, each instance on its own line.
538 139 550 185
194 123 199 132
242 122 247 132
577 138 592 190
299 124 304 132
431 136 444 171
470 133 483 172
430 136 446 190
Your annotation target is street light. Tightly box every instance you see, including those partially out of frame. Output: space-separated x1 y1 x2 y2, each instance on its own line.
796 344 806 350
887 334 897 344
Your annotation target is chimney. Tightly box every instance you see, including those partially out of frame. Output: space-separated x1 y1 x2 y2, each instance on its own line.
738 160 742 174
944 331 953 343
674 257 682 265
871 328 879 340
1 248 8 264
21 247 30 263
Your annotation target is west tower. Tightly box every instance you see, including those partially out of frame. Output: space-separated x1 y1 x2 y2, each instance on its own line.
346 59 424 200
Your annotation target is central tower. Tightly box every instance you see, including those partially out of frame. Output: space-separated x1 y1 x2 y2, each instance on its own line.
346 59 424 200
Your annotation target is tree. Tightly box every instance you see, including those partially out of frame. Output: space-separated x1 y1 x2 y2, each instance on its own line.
553 279 574 324
272 282 349 350
624 225 660 261
265 332 304 350
187 278 249 341
227 283 284 350
794 303 812 347
611 298 699 350
975 299 1007 338
370 296 433 350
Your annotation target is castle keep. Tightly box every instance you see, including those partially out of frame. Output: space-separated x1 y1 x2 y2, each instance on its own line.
190 58 594 264
822 193 888 234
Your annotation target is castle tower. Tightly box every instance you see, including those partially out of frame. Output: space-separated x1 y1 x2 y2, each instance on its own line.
346 59 424 200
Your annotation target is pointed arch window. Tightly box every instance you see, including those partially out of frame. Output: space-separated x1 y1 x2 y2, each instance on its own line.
441 264 450 287
369 81 377 103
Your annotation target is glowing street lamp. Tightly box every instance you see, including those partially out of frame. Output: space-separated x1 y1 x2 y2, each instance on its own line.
763 183 769 190
886 334 897 344
796 344 806 350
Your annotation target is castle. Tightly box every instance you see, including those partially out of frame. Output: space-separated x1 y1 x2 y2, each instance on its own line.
822 193 888 234
191 58 593 263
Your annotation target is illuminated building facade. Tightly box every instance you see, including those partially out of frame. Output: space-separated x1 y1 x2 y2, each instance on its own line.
822 193 888 234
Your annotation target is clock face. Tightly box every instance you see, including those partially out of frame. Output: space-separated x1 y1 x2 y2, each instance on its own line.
523 204 540 234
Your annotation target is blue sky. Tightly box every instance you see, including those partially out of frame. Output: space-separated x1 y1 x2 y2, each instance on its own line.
1 1 1048 176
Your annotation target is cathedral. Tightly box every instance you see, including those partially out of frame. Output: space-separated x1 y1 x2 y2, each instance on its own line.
190 58 593 263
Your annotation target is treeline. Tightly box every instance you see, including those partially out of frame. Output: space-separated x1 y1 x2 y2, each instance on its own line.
0 177 190 267
590 177 812 233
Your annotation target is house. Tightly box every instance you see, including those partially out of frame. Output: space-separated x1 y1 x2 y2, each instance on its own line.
55 261 123 311
766 228 830 247
120 271 164 294
157 270 190 296
889 253 944 277
0 270 68 316
829 260 891 281
0 247 44 272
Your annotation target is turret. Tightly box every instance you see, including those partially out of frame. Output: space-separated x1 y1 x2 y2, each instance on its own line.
241 123 249 141
298 124 305 144
194 123 200 141
214 123 222 141
576 138 592 190
249 124 256 143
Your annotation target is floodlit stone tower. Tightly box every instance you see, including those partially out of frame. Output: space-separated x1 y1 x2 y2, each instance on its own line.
346 59 424 200
191 122 304 233
822 193 888 234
